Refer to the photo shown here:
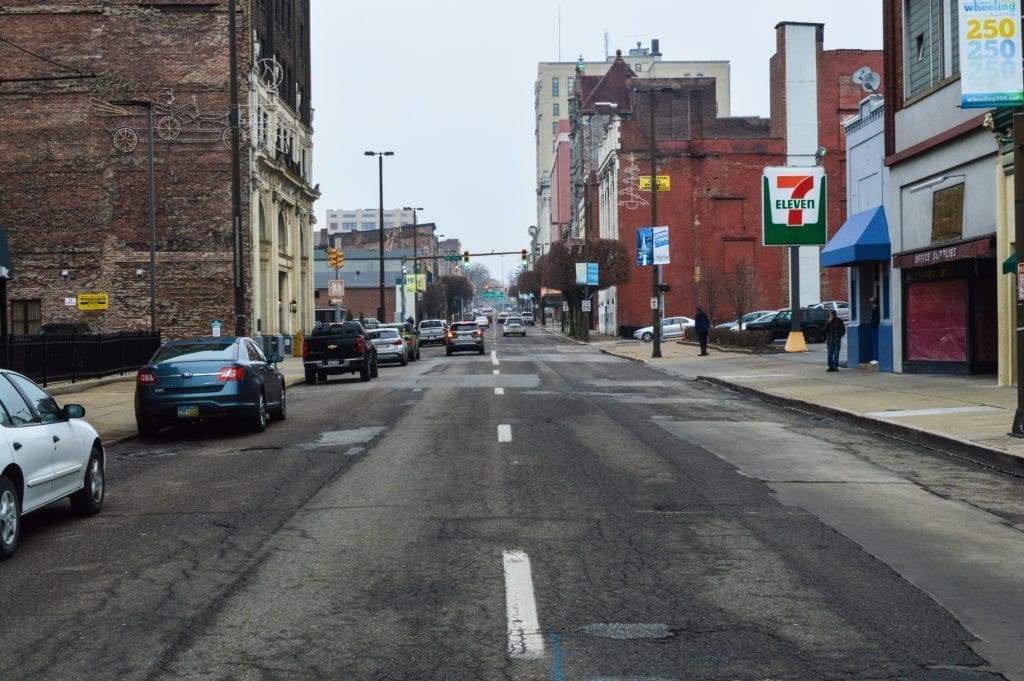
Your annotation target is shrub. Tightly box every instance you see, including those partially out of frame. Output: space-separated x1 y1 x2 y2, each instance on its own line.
686 326 773 352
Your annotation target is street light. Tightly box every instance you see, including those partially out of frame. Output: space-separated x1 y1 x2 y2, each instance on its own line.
111 99 157 333
365 150 394 322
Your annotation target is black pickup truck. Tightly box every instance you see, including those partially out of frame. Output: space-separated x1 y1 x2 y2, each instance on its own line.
301 321 378 384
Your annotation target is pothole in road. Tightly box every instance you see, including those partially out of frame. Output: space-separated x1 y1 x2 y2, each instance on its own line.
582 623 675 640
297 426 386 450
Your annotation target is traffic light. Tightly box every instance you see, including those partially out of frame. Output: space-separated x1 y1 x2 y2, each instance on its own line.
462 250 470 268
485 283 491 291
327 246 344 270
521 249 528 266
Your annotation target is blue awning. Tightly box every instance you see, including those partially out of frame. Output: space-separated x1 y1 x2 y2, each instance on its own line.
820 206 891 267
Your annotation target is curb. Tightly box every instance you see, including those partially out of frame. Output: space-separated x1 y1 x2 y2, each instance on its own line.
697 375 1024 478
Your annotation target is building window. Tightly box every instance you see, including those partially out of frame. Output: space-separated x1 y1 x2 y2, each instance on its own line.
552 121 558 134
342 222 357 231
635 64 642 73
361 222 376 230
553 103 560 116
11 300 41 335
329 222 338 230
552 77 559 97
905 0 960 99
278 213 288 249
567 77 574 92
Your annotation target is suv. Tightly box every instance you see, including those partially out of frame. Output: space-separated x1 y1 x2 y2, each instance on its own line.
746 308 830 343
445 321 486 355
417 319 447 346
521 311 535 325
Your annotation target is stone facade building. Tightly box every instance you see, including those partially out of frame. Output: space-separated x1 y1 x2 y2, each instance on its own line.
0 0 315 343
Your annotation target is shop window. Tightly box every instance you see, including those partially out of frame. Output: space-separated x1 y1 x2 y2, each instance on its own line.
10 300 40 335
906 278 966 361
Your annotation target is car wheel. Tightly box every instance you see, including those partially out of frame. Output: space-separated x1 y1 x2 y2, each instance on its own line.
446 348 453 356
250 392 268 432
360 361 371 381
805 328 823 344
642 332 653 342
317 372 327 383
415 348 421 361
304 368 317 385
137 419 160 440
400 351 408 366
271 386 287 421
70 447 105 516
370 357 379 378
0 475 20 561
479 346 485 355
503 332 508 337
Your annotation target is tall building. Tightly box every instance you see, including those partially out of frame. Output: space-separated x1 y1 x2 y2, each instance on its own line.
324 208 419 234
536 40 731 233
0 1 316 342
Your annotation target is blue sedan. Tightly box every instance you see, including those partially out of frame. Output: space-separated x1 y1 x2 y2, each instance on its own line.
134 336 286 438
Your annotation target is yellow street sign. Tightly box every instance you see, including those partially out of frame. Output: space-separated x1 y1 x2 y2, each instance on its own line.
640 175 671 191
77 292 109 311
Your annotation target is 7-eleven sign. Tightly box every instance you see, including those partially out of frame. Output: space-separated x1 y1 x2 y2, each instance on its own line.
762 166 827 246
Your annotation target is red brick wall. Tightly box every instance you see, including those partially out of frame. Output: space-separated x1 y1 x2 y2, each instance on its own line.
0 2 253 338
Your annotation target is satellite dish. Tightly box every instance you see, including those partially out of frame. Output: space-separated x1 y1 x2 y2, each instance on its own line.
852 66 881 95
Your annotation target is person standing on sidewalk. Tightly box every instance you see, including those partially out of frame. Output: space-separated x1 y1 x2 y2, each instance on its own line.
695 306 710 356
825 309 845 371
869 296 880 365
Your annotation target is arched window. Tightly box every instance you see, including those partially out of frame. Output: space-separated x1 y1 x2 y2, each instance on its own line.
277 212 287 249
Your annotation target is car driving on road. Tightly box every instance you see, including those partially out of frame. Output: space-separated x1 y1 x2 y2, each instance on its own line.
502 316 526 337
367 328 409 366
446 321 486 355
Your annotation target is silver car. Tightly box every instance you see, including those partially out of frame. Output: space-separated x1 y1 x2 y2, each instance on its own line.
367 328 408 366
502 316 526 337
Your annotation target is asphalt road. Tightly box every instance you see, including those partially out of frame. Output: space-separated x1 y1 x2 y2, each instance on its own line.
3 327 1023 680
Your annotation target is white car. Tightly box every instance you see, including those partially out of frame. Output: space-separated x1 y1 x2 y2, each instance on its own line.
715 310 778 331
0 369 105 560
475 315 490 328
810 300 851 321
367 328 409 366
633 316 695 342
502 316 527 337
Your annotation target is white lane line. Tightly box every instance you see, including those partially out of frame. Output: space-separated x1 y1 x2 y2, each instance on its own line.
503 550 545 659
493 369 500 375
498 424 512 442
491 350 500 365
495 387 505 395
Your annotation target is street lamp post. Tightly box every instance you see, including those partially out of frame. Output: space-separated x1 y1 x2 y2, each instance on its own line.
365 150 394 322
111 99 157 333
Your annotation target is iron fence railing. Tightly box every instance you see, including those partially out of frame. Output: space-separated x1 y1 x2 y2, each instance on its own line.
6 331 162 386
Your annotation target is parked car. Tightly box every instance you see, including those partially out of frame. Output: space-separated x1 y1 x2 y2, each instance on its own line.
379 322 420 361
474 315 490 328
446 321 486 355
502 316 527 337
810 300 851 321
715 310 778 331
302 321 378 384
745 307 830 343
360 317 381 329
367 328 409 366
417 319 447 346
0 369 105 560
37 322 93 335
135 336 286 438
521 311 535 326
633 316 695 342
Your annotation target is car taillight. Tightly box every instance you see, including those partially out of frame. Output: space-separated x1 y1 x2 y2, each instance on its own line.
137 369 157 385
393 338 404 346
302 340 309 358
217 366 245 381
356 337 365 353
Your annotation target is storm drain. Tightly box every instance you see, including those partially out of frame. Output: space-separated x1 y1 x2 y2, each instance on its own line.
582 623 674 640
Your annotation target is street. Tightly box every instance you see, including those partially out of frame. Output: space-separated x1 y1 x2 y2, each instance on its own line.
3 328 1022 680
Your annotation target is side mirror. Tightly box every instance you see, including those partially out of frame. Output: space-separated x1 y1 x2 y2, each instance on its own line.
270 354 284 363
63 404 86 419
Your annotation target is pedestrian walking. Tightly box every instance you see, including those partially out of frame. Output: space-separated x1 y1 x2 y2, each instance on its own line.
695 306 710 356
825 309 845 371
869 296 880 365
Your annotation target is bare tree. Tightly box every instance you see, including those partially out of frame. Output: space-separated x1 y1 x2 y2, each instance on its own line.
724 261 765 328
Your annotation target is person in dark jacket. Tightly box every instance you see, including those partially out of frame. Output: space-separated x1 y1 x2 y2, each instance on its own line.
825 309 845 371
695 306 710 356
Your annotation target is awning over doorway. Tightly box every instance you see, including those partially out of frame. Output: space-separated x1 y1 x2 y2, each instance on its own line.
1003 252 1016 274
820 206 891 267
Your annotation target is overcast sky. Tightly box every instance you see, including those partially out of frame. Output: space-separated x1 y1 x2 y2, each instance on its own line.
309 1 882 269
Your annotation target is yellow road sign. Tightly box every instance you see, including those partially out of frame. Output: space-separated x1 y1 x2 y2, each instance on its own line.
77 292 109 311
640 175 671 191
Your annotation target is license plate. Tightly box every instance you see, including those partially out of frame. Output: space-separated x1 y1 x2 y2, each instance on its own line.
326 359 340 366
177 405 199 418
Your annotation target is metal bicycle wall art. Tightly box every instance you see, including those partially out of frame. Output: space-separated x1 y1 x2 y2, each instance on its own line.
92 90 248 153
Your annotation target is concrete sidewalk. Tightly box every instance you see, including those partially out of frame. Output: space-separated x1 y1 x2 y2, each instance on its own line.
562 328 1024 475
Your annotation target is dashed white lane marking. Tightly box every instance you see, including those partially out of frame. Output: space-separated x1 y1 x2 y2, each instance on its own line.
491 351 500 365
503 550 545 659
495 388 505 395
493 369 500 375
498 424 512 442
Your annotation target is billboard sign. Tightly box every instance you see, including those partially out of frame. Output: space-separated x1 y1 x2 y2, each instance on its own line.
762 166 827 246
959 1 1024 108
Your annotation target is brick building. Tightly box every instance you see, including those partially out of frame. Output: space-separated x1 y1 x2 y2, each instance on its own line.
0 0 315 342
568 26 882 335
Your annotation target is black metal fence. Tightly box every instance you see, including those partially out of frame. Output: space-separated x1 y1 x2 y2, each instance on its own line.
6 331 162 386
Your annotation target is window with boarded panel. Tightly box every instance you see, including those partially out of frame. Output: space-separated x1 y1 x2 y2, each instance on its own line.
931 183 963 243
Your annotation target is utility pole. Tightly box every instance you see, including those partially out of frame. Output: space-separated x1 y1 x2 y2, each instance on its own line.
228 0 245 337
1011 112 1024 436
